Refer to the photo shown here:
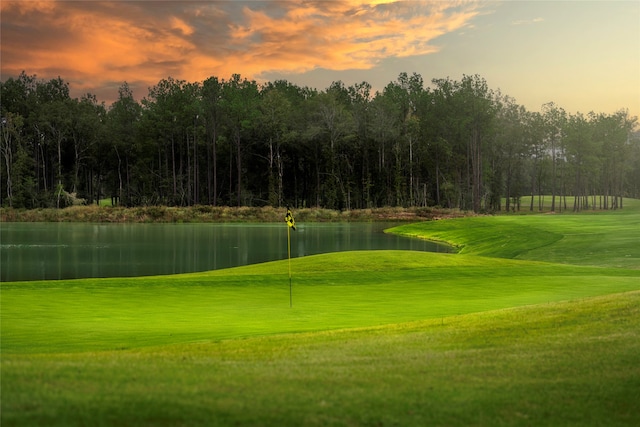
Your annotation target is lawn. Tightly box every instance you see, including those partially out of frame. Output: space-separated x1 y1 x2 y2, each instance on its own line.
2 199 640 426
389 198 640 269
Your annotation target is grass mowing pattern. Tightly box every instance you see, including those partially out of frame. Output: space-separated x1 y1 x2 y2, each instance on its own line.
389 198 640 269
2 199 640 425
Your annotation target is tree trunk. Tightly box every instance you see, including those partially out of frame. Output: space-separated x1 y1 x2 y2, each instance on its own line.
236 134 242 206
212 131 217 206
1 135 13 207
171 136 177 202
115 146 123 206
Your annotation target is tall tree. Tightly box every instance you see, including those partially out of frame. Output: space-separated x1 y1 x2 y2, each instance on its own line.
307 82 355 209
523 111 547 211
70 94 105 197
142 77 200 205
458 75 495 212
369 89 400 206
626 129 640 199
348 81 373 208
594 110 637 209
0 113 24 207
260 85 295 207
107 83 141 205
397 72 426 206
564 113 596 211
221 74 260 206
493 95 530 211
202 76 223 206
431 75 495 212
541 102 566 212
35 78 72 207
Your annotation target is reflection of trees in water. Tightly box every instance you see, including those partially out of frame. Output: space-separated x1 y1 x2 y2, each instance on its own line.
1 223 449 281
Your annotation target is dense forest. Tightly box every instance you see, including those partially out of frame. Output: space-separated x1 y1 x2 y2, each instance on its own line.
1 71 638 212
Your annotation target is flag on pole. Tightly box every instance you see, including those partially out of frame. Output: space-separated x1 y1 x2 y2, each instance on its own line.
285 207 295 307
285 207 296 230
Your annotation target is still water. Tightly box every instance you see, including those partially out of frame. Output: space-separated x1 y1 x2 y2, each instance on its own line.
1 222 450 282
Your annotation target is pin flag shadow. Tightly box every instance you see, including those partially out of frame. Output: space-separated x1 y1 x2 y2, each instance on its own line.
285 207 296 307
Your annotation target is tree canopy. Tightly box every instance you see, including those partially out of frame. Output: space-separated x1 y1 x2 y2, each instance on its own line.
2 71 638 212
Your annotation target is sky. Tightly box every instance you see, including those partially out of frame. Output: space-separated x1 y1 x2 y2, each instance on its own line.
1 0 639 118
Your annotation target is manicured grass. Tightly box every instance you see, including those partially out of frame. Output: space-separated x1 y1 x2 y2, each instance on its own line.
499 194 629 213
2 199 640 425
389 198 640 269
2 292 639 426
2 251 639 355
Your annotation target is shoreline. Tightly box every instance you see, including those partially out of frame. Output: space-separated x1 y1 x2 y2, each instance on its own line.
0 205 469 223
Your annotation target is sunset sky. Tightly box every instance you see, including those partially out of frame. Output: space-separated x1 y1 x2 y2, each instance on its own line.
1 1 638 118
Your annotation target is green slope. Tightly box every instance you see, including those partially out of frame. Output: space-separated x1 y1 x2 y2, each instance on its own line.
3 250 639 354
388 198 640 269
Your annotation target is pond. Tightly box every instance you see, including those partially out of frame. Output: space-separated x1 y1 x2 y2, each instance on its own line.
1 222 451 282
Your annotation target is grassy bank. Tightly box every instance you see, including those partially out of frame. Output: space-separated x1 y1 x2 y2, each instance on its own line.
388 198 640 269
2 199 640 425
0 204 465 223
1 195 630 223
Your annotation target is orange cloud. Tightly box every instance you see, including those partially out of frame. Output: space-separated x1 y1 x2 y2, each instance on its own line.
1 0 484 101
226 1 482 77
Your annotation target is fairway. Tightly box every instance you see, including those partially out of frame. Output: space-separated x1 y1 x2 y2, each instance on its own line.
2 200 640 426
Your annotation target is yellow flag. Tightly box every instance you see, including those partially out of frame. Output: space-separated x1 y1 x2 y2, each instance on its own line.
285 208 296 231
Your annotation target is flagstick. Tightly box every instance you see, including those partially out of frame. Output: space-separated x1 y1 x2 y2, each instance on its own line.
287 224 292 308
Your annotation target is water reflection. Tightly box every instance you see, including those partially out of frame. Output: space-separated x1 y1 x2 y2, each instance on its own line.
1 222 450 282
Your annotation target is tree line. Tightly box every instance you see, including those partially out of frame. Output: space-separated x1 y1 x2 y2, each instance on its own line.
2 71 638 212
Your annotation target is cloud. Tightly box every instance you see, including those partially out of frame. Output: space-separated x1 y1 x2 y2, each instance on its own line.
511 17 544 26
1 0 485 102
227 1 482 76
